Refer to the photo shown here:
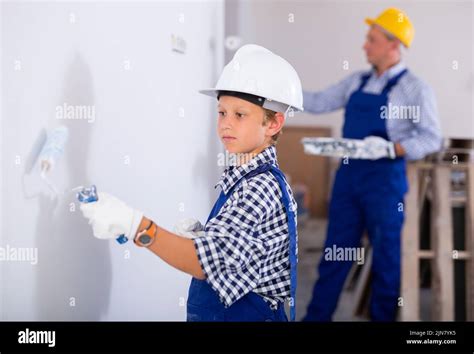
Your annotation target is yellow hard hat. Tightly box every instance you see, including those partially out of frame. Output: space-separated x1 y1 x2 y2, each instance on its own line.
365 7 414 48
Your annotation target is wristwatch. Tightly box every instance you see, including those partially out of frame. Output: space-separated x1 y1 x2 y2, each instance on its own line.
134 220 157 247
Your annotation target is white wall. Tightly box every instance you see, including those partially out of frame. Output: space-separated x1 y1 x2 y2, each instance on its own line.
1 0 224 320
233 0 474 140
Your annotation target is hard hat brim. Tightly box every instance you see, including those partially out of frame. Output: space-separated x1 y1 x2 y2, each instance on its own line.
365 17 376 26
364 17 411 48
198 89 218 98
199 88 304 112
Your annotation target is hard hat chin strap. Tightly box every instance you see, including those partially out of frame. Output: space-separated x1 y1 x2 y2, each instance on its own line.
284 105 293 118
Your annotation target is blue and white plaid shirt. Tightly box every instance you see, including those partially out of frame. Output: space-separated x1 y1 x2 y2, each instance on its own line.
303 61 443 160
193 145 298 310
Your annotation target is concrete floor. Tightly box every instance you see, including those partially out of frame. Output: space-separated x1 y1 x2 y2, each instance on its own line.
295 218 431 321
296 218 366 321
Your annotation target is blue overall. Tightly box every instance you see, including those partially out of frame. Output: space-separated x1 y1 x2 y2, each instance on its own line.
304 69 409 321
187 163 298 322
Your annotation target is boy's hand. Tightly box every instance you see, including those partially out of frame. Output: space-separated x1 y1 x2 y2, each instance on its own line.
173 218 205 239
80 192 143 240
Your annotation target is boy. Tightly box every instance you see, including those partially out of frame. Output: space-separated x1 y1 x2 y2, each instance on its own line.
80 44 304 321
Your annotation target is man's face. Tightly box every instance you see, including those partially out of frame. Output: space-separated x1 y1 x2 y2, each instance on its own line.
363 25 395 66
217 95 270 155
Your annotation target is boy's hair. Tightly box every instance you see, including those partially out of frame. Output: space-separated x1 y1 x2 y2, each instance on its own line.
262 108 282 145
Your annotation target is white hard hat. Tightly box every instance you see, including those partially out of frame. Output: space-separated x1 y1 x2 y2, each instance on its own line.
200 44 304 113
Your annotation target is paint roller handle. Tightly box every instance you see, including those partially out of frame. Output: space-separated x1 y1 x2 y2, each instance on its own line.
76 185 128 244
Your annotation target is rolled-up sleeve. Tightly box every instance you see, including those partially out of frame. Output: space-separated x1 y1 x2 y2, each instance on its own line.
398 84 443 160
193 179 270 307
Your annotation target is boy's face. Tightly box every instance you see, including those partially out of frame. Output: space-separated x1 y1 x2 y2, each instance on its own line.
217 95 281 155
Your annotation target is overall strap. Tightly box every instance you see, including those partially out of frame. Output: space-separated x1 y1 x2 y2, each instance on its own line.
357 69 408 95
381 68 408 95
268 166 298 322
205 191 228 225
357 72 372 91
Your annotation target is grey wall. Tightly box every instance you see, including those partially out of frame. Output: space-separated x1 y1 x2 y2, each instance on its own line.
1 0 224 321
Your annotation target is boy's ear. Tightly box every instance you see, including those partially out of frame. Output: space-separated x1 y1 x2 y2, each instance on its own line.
266 112 285 136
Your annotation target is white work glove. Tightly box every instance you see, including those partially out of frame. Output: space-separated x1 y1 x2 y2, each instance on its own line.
173 218 205 239
359 136 396 160
80 192 143 240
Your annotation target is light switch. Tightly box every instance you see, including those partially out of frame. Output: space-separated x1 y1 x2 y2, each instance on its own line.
171 34 186 54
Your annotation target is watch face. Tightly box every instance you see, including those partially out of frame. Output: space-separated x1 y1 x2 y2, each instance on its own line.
138 234 152 245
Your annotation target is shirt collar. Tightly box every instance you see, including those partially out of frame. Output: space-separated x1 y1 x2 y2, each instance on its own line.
215 145 278 194
371 61 406 80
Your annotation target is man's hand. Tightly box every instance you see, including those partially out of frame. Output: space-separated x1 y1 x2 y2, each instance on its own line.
80 192 143 240
360 136 396 160
394 142 405 157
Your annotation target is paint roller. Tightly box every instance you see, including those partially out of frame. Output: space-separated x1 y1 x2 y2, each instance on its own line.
22 125 69 199
38 126 69 191
24 126 127 244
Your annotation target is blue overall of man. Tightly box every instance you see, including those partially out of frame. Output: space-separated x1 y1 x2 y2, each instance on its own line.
303 8 442 321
